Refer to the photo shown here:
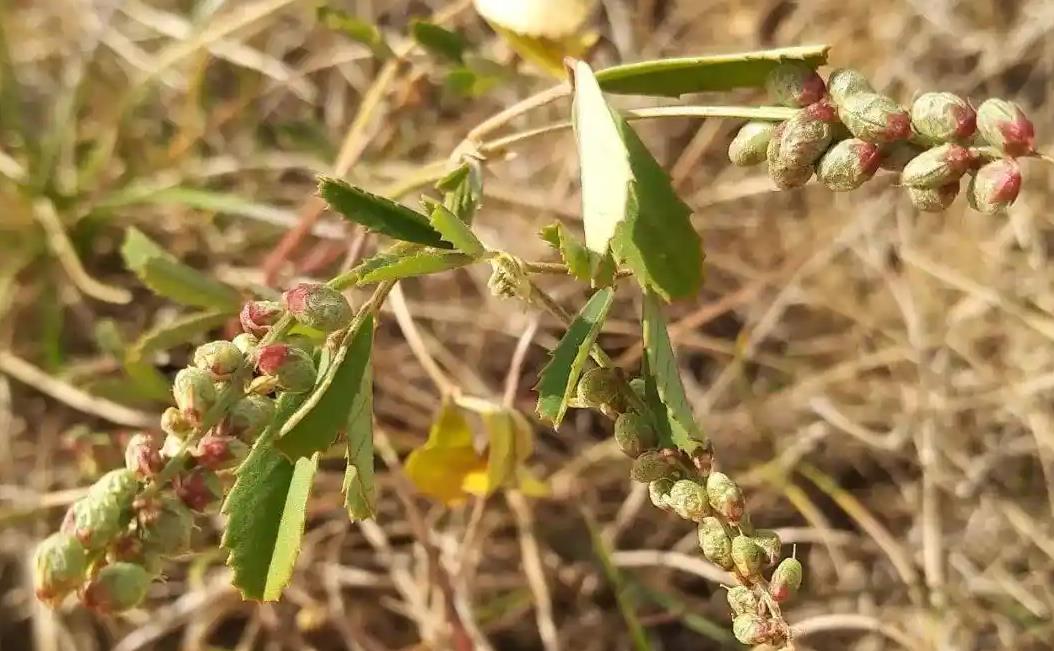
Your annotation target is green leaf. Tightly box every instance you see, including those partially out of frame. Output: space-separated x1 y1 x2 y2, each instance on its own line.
120 228 241 310
318 176 450 249
353 249 475 285
426 201 485 257
437 159 483 224
276 314 374 459
411 20 465 63
444 66 503 98
317 6 393 59
539 223 613 285
595 45 830 97
534 288 615 426
641 291 707 454
222 393 318 601
343 361 375 520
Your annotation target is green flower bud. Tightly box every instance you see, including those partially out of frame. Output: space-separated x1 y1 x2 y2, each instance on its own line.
576 367 626 412
976 98 1036 156
124 433 161 478
192 340 244 380
282 283 353 333
732 613 772 645
765 63 826 108
900 143 975 189
668 478 710 522
698 517 734 570
826 68 873 105
967 158 1022 214
648 478 675 511
880 141 925 172
172 367 218 423
726 585 759 616
231 332 258 354
174 468 223 512
89 469 139 509
752 529 782 566
487 253 531 301
192 433 250 470
62 496 124 550
33 533 87 602
728 121 775 167
816 138 882 191
910 92 976 143
140 497 194 556
239 300 284 337
219 394 275 440
769 557 803 603
731 534 764 579
160 407 193 439
706 472 746 523
630 450 678 483
81 562 151 613
908 182 960 213
613 412 657 458
766 122 813 189
255 344 316 393
838 92 911 143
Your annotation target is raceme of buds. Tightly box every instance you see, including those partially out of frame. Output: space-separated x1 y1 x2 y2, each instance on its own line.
726 586 759 616
880 141 924 172
219 394 275 440
706 472 746 523
174 468 223 512
239 300 284 337
752 529 782 566
124 433 162 478
976 98 1036 156
172 367 218 423
33 532 87 602
667 478 710 522
826 68 874 105
141 497 194 556
816 138 881 191
282 283 353 333
769 557 804 603
81 562 151 613
968 157 1022 214
192 341 244 380
732 613 772 646
910 92 976 143
900 143 975 189
63 496 124 550
765 62 826 108
232 332 258 354
255 344 317 393
630 450 678 483
908 182 960 213
576 367 626 413
728 121 775 167
192 433 249 470
613 412 657 458
698 517 734 570
766 122 813 189
160 407 193 439
731 534 764 579
838 92 911 143
648 478 675 511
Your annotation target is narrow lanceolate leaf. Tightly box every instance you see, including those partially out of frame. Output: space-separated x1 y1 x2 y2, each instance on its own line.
343 362 375 520
595 45 830 97
436 160 483 225
534 288 615 426
318 177 450 248
222 393 317 601
427 201 486 257
316 6 393 59
641 292 707 454
120 228 241 309
276 314 373 459
354 249 475 285
411 20 466 63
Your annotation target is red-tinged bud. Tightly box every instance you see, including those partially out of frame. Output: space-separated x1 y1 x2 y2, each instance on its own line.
816 138 881 191
765 63 826 108
255 344 317 393
732 613 772 645
976 98 1036 156
901 143 975 189
968 158 1022 214
218 394 275 440
282 283 353 333
81 562 151 613
33 533 87 603
192 433 249 470
839 92 911 143
728 121 775 167
803 98 839 124
174 468 223 512
706 471 746 523
908 182 960 213
698 517 734 570
124 433 162 478
910 92 976 143
192 340 244 380
172 367 217 424
239 300 284 337
826 68 873 105
726 586 759 616
769 557 804 603
62 497 124 551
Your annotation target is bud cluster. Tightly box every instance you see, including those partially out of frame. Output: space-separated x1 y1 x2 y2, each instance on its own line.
728 63 1038 214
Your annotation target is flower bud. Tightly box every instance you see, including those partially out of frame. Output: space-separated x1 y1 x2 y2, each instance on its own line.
160 407 193 439
192 433 250 470
160 434 184 459
976 98 1036 156
231 332 258 354
769 557 803 603
576 367 626 413
706 472 745 523
838 92 911 143
174 468 223 512
488 253 532 300
89 469 140 509
765 63 826 108
192 340 244 380
630 450 678 483
778 110 833 168
732 613 772 645
803 98 839 124
81 562 151 613
62 496 124 550
726 585 759 616
282 283 353 333
124 433 162 478
219 394 275 440
668 478 710 522
752 529 782 566
766 122 813 189
910 92 976 143
728 121 775 167
33 533 87 602
255 344 316 393
140 497 194 556
173 367 218 423
826 68 873 105
613 412 657 458
628 377 646 401
239 300 284 337
967 158 1022 214
698 517 734 570
731 534 764 579
908 182 960 213
880 141 924 172
816 138 881 191
648 478 675 511
900 143 975 189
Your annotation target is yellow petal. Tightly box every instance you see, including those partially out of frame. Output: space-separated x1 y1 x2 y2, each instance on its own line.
404 446 486 505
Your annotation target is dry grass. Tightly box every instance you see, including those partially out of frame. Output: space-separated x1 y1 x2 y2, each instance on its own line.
2 0 1054 649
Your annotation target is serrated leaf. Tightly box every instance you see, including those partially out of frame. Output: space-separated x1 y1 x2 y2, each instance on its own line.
534 288 614 426
641 292 707 454
343 362 375 520
595 45 830 97
411 20 465 63
317 6 392 59
121 228 241 309
276 314 373 459
426 201 485 257
437 159 484 224
354 249 475 284
222 393 317 601
539 223 612 285
318 177 450 248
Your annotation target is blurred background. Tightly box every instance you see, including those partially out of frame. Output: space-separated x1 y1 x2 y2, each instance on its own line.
1 0 1053 649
